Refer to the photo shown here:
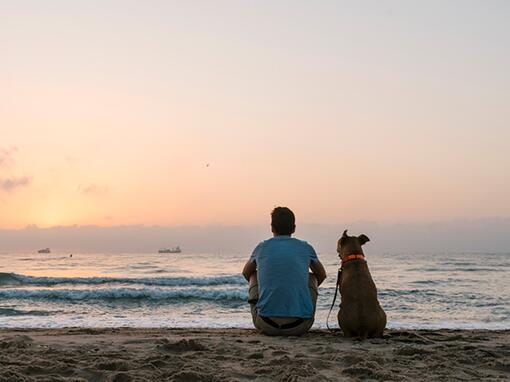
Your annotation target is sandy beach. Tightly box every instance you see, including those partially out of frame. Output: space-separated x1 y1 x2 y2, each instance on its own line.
0 328 508 381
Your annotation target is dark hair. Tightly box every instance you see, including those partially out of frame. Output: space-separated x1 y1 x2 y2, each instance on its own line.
271 207 296 236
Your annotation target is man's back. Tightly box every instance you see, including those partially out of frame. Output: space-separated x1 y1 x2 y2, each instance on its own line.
250 236 318 319
243 206 326 335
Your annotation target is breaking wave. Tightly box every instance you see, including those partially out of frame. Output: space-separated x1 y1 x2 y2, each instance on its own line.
0 272 245 287
0 287 248 302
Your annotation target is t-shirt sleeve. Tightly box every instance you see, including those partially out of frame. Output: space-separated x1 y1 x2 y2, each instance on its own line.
249 242 263 264
307 243 319 264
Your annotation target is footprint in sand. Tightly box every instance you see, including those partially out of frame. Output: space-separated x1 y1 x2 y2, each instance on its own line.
170 370 219 382
95 360 130 371
280 362 318 380
109 372 133 382
0 335 34 349
395 346 433 356
340 354 365 366
271 350 289 356
342 366 377 379
157 339 207 353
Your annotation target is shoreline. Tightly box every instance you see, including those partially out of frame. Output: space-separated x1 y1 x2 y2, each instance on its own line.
1 328 508 381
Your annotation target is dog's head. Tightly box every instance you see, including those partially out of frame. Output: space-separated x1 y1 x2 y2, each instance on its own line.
337 230 370 259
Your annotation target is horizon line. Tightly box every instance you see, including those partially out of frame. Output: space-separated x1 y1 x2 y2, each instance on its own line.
2 216 510 231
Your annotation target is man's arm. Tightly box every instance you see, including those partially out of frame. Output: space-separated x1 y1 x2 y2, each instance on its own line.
242 260 256 281
310 260 327 286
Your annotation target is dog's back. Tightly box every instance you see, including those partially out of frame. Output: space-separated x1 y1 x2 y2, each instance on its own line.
336 231 386 338
338 260 386 338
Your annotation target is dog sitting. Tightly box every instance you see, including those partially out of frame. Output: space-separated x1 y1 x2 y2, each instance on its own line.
336 230 386 338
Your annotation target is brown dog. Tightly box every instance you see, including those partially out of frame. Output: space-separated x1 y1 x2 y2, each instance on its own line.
336 230 386 338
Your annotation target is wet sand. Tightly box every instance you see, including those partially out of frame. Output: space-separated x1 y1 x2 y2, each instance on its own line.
0 328 508 381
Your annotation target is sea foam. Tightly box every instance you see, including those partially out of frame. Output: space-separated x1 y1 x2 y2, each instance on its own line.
0 287 248 302
0 272 245 287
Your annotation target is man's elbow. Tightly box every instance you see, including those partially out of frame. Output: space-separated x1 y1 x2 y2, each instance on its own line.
242 262 255 282
311 262 327 286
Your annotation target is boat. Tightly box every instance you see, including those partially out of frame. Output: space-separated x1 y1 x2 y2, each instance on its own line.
38 248 51 254
158 246 181 254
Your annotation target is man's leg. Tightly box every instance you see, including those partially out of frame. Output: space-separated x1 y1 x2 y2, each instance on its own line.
249 273 257 288
248 272 259 328
309 273 319 312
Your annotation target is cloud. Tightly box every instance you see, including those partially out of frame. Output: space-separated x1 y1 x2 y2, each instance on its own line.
78 184 109 196
0 176 31 192
0 147 17 168
0 147 31 193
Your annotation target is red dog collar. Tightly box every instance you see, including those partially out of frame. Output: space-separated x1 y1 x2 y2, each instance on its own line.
341 254 365 266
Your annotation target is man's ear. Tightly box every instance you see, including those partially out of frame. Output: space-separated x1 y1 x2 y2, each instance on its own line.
358 234 370 245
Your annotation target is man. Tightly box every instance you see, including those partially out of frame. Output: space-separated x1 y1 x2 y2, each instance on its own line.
242 207 327 336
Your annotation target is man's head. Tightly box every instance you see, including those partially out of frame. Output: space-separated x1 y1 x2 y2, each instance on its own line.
271 206 296 236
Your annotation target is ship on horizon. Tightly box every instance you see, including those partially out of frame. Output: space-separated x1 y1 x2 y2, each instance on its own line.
158 246 181 254
38 248 51 254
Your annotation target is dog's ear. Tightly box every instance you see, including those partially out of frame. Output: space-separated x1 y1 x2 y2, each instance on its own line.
358 234 370 245
339 230 348 247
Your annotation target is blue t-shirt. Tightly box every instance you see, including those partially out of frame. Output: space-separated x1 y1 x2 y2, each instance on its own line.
250 236 319 319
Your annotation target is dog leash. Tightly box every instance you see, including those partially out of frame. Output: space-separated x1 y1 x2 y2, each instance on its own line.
326 267 342 331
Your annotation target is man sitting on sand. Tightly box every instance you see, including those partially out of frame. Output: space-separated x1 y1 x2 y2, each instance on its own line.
242 207 327 336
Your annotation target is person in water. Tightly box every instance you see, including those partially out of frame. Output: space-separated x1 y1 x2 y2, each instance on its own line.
242 207 327 335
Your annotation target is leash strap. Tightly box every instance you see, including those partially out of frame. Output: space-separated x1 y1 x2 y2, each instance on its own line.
326 268 342 331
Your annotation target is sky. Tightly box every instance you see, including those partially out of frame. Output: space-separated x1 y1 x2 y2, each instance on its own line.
1 1 509 230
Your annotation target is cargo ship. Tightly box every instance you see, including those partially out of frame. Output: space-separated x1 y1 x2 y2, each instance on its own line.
158 246 181 254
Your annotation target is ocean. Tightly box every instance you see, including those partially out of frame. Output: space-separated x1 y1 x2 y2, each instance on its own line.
0 250 508 330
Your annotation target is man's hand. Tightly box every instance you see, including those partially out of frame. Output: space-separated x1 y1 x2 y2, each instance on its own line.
310 260 327 286
242 260 256 281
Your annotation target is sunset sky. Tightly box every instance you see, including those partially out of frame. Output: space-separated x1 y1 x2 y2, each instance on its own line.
1 1 509 229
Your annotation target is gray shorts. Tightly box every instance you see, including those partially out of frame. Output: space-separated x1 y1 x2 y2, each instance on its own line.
248 281 318 336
